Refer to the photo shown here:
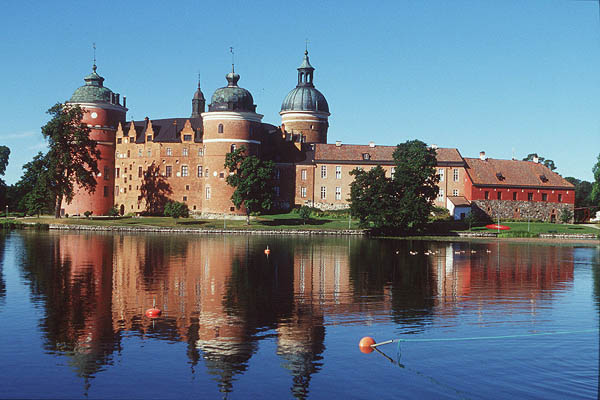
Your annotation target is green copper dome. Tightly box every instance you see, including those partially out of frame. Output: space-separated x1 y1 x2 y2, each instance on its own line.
69 65 115 103
208 69 256 112
281 50 329 114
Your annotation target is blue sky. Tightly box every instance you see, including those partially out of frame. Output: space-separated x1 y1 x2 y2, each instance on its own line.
1 0 599 184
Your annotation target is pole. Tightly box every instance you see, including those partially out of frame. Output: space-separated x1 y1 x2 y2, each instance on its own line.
349 214 351 229
5 205 7 218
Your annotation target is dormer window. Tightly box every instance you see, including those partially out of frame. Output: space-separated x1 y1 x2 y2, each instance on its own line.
183 134 192 141
539 174 548 182
147 135 152 142
496 172 505 181
362 153 370 160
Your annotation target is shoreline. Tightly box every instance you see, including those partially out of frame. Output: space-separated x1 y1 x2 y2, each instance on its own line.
13 221 598 243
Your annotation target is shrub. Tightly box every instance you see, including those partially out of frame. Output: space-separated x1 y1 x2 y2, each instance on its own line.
298 205 311 224
560 208 573 224
84 210 93 219
107 206 119 217
164 201 189 218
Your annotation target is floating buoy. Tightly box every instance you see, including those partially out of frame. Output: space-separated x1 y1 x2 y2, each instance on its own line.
359 336 376 354
145 298 161 318
264 246 271 255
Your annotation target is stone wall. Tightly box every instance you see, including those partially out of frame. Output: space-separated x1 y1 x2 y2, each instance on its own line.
472 199 574 223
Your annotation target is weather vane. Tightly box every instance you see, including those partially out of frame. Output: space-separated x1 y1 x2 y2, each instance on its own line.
93 42 97 71
230 46 234 72
305 38 309 52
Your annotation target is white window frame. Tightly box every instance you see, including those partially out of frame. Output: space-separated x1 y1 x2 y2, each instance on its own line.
181 165 188 177
166 147 172 156
335 166 341 179
453 189 459 196
453 169 459 182
301 187 307 198
320 186 326 200
438 189 444 200
205 186 211 199
301 169 307 180
197 165 203 177
182 148 188 157
438 168 444 182
335 187 341 200
321 165 327 179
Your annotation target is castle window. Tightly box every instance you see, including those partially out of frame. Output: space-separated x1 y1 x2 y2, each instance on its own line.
128 185 131 191
183 148 188 157
274 186 280 197
147 149 152 157
497 192 502 200
219 172 225 178
453 169 459 182
206 186 211 199
181 165 189 177
185 185 190 191
301 169 307 180
528 192 533 201
183 134 192 141
321 166 327 179
542 193 548 201
301 187 307 198
197 165 203 177
198 148 204 156
115 186 119 196
138 166 142 178
558 194 562 202
230 144 236 153
336 166 341 179
218 124 224 134
438 189 444 200
103 186 108 197
275 168 280 180
513 192 517 200
104 167 110 180
183 196 187 202
127 150 130 158
116 168 120 178
484 191 489 200
362 153 370 160
147 135 152 142
438 168 444 182
117 138 122 144
138 148 142 157
165 166 172 177
391 167 396 179
335 187 341 200
205 167 209 177
166 147 172 156
454 189 459 197
320 186 326 200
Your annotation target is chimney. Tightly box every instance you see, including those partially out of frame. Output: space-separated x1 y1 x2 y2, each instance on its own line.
479 151 486 161
116 93 120 105
533 154 539 163
123 96 126 108
335 140 342 147
369 141 375 148
430 144 438 149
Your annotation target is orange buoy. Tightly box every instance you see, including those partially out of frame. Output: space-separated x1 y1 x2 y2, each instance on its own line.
359 336 375 354
264 246 271 255
145 307 161 318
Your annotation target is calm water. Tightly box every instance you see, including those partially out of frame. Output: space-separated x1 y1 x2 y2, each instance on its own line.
0 231 598 399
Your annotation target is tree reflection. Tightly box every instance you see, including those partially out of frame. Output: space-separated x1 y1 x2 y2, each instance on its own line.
0 232 6 305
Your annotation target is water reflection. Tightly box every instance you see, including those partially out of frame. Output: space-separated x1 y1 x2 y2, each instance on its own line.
14 232 584 398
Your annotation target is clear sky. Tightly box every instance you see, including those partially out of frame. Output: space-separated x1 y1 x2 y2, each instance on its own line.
1 0 599 184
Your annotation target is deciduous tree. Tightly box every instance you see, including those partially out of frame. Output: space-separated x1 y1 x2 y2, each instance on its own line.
139 163 172 215
224 146 275 224
41 103 100 218
592 153 600 207
523 153 556 171
0 145 9 210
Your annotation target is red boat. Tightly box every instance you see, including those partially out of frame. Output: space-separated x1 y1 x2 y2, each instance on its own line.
486 224 511 230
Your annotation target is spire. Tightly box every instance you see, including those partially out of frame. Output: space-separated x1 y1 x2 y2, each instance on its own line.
192 72 205 118
92 42 97 73
297 48 315 88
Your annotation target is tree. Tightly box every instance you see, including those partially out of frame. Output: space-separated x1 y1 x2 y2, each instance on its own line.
348 140 439 233
523 153 556 171
164 201 189 218
298 205 311 225
560 208 573 224
0 146 9 211
139 163 172 215
224 146 275 224
12 152 54 216
349 166 398 230
592 154 600 207
41 103 100 218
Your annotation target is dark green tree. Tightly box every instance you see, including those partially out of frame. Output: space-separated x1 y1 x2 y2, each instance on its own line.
224 146 275 224
164 201 190 218
349 140 439 234
523 153 556 171
298 205 311 225
11 152 54 215
349 166 397 230
0 145 9 211
391 140 439 232
41 103 100 218
592 154 600 207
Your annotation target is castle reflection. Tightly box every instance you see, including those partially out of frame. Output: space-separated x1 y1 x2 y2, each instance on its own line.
16 232 577 398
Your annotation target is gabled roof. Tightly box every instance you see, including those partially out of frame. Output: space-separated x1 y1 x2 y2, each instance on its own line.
312 143 464 165
447 196 471 207
132 117 202 143
464 158 574 189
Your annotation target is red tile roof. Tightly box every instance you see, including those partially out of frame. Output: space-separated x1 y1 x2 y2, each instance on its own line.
447 196 471 206
313 144 464 165
464 158 574 189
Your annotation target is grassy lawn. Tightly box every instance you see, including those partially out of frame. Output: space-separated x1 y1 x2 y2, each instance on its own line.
11 211 361 231
464 222 599 235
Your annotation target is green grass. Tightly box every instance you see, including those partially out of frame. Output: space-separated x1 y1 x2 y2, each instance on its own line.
18 212 361 231
463 222 599 235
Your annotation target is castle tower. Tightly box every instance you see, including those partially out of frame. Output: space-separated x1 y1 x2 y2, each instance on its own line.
280 50 330 144
201 66 263 215
191 76 205 118
64 63 127 216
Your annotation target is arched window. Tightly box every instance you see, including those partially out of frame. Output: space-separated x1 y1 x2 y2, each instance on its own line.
218 124 224 134
230 144 236 153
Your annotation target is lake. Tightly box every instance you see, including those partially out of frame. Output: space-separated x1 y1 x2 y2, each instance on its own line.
0 231 598 399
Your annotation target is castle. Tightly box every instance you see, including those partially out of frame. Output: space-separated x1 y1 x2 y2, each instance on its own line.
63 51 575 222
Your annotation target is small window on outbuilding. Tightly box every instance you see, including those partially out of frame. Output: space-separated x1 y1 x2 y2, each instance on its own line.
218 124 224 134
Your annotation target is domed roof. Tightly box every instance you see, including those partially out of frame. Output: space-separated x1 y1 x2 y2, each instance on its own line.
281 86 329 113
208 69 256 112
280 50 329 114
69 65 115 104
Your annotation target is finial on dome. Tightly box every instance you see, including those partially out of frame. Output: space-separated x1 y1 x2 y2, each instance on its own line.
230 46 235 73
92 42 97 73
197 72 201 89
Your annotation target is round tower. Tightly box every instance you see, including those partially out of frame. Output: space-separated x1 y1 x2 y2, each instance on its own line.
280 50 330 144
201 67 263 215
64 63 127 216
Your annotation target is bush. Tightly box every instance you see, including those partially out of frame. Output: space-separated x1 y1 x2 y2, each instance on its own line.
107 206 119 217
498 231 540 238
560 208 573 224
164 201 189 218
84 210 93 219
430 207 452 222
298 206 311 224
